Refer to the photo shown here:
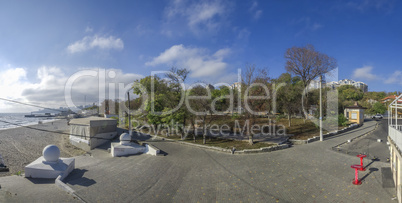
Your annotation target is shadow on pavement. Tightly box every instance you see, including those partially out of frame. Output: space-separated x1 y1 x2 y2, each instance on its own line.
64 169 96 187
26 178 55 184
360 167 379 182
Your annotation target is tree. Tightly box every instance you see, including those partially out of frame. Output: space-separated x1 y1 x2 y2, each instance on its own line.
285 44 337 119
165 67 190 139
133 75 170 125
187 84 215 144
242 64 270 145
371 102 387 115
276 73 303 127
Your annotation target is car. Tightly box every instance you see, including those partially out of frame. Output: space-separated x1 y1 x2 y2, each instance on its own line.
372 114 383 119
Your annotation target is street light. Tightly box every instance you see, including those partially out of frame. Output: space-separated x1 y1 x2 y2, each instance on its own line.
319 75 323 141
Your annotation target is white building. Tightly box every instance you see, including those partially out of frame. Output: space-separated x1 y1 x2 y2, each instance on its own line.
308 79 326 90
325 79 368 92
230 82 242 92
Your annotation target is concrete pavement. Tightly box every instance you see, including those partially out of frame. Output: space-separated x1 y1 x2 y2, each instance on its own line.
337 119 390 162
0 119 397 202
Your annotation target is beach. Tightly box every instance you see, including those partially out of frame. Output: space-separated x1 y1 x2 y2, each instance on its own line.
0 119 86 177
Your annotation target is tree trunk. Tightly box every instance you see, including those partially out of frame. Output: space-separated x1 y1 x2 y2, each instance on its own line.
288 113 291 127
203 123 206 144
249 134 253 145
248 126 253 145
192 123 196 142
181 114 186 140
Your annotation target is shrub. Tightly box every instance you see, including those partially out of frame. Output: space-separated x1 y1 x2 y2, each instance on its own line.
338 113 349 127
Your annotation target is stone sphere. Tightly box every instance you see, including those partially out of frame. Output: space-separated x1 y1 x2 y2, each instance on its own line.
120 133 131 145
42 145 60 162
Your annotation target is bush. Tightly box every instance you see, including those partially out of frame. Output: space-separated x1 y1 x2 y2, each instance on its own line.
338 113 349 127
275 114 287 122
231 113 241 119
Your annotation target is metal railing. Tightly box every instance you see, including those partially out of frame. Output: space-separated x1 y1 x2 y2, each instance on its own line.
388 94 402 151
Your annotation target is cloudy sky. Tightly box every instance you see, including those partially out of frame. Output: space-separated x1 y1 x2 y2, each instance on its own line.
0 0 401 112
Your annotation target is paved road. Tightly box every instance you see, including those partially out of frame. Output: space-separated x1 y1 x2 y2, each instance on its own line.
338 119 390 162
62 120 395 202
0 120 396 202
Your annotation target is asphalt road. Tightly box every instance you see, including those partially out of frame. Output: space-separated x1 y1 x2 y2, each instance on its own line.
338 119 390 162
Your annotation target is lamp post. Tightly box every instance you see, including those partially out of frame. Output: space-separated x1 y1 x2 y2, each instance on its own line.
320 75 323 141
127 92 132 136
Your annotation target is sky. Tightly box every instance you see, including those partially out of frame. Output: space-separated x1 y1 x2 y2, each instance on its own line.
0 0 401 112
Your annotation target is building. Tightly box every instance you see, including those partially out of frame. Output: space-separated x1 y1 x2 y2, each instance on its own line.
25 109 62 117
388 94 402 203
326 81 339 90
69 116 117 151
382 95 402 104
308 79 326 90
325 79 368 92
344 102 366 125
230 82 241 90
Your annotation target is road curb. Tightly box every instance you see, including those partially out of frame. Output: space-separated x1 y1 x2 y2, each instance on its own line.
331 121 379 155
149 135 290 154
55 174 86 202
289 123 361 145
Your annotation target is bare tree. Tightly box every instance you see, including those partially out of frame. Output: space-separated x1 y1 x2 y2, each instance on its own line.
284 44 337 120
242 64 270 145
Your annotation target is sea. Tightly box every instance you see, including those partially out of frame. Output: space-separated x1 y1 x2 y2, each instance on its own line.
0 113 57 131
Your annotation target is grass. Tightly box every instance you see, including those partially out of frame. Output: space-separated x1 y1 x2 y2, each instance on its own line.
159 134 275 150
130 115 345 143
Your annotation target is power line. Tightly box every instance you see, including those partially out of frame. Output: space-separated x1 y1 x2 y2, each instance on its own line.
0 119 116 141
0 97 116 141
0 97 64 112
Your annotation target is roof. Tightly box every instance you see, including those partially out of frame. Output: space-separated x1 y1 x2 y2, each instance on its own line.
382 95 397 101
345 102 367 109
69 116 117 126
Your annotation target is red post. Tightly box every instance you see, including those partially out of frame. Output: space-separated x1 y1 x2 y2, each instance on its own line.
356 154 367 171
351 165 363 185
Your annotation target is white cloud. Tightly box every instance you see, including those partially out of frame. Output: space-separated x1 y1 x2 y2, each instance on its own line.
346 0 396 12
385 70 402 85
0 67 33 112
249 1 263 20
352 66 378 81
67 35 124 53
0 66 142 112
85 26 93 33
164 0 228 34
293 17 323 36
146 44 230 78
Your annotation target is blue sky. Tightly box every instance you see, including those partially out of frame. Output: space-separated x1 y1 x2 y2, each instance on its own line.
0 0 401 112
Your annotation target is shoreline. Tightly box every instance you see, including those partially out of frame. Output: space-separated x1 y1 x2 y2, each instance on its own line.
0 119 86 177
0 118 61 132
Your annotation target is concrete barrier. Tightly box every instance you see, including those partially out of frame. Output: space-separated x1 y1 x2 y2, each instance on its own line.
145 144 160 156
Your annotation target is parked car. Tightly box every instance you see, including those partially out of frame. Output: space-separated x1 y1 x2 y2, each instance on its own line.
372 114 383 119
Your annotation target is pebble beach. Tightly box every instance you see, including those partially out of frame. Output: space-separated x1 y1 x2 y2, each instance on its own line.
0 119 85 177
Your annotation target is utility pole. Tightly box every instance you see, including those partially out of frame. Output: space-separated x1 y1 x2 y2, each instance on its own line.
319 75 323 141
127 92 132 136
